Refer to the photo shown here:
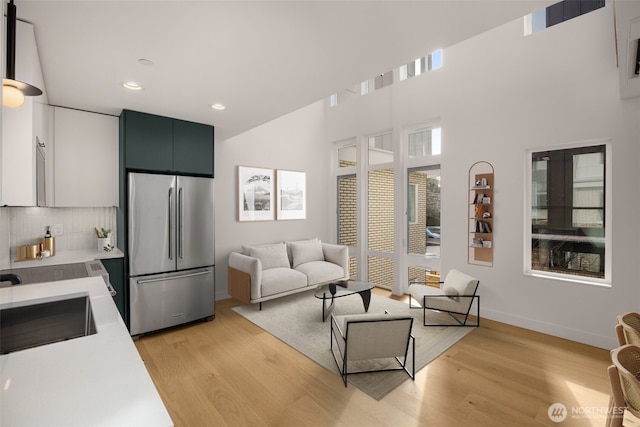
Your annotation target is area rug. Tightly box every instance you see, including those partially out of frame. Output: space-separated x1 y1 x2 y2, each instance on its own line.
232 290 475 400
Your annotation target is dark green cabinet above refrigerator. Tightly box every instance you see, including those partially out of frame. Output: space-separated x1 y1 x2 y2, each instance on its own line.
122 110 214 176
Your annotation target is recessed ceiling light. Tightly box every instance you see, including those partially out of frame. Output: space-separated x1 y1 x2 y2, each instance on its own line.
122 82 143 91
210 103 226 110
137 58 154 66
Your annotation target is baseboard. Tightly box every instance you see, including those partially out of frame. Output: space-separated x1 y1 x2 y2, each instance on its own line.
481 307 617 350
216 290 231 301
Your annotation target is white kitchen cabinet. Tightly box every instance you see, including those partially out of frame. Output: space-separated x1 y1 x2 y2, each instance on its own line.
1 99 35 206
34 102 53 206
53 107 119 207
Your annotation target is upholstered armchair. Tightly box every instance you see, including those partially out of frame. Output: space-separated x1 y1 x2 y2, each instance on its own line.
408 269 479 327
330 312 415 387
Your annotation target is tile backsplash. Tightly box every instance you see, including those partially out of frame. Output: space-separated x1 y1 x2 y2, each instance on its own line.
0 206 116 269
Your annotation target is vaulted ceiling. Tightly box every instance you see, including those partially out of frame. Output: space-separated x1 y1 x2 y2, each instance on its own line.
15 1 555 141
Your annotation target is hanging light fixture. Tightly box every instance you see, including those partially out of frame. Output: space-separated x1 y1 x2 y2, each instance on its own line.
3 0 42 108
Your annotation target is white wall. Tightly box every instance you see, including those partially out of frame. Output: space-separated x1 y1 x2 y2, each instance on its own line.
214 101 331 301
326 6 640 349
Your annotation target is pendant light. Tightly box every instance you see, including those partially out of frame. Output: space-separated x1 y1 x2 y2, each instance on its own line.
3 0 42 108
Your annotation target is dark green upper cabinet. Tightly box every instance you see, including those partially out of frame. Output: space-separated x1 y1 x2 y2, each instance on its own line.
122 110 214 176
173 119 214 176
124 111 173 171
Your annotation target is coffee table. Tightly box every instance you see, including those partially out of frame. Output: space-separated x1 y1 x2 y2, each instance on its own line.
314 280 375 322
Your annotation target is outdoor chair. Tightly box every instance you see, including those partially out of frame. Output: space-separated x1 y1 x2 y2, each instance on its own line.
616 313 640 346
607 344 640 427
330 312 414 387
408 269 479 327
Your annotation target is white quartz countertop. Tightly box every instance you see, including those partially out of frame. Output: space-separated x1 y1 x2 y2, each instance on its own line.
9 248 124 269
0 277 173 427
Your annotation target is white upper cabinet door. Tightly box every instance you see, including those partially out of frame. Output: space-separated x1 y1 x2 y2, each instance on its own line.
53 107 119 207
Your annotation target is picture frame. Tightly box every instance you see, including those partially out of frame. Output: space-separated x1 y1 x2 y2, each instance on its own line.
276 169 306 220
238 166 274 221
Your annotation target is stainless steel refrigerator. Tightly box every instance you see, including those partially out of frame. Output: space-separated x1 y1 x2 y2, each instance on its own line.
128 172 215 336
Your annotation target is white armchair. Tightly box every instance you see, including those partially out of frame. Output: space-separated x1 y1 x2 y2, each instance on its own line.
330 312 415 387
408 269 480 327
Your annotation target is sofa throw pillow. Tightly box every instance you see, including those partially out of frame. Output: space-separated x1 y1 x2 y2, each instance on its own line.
290 239 324 268
285 237 318 262
246 243 290 270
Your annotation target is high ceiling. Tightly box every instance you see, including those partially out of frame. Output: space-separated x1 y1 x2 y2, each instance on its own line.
14 1 554 141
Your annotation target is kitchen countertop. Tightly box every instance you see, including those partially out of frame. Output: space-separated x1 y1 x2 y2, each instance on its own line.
0 277 173 427
9 248 124 269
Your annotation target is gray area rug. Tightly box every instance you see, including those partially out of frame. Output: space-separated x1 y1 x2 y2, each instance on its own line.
232 289 475 400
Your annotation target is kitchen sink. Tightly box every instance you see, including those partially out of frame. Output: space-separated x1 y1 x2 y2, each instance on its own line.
0 294 97 355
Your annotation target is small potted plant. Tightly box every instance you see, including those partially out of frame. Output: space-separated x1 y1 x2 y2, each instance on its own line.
95 227 114 252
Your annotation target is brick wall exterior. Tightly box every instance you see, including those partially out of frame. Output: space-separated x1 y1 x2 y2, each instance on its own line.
367 169 394 285
368 256 394 287
368 169 394 252
337 175 357 247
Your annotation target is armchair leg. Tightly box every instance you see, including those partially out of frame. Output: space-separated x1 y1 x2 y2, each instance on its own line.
422 295 480 327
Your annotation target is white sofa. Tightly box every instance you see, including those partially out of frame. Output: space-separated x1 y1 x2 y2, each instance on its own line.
228 239 349 308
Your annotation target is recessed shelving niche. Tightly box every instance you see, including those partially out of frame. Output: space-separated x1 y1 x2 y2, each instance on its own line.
468 161 494 267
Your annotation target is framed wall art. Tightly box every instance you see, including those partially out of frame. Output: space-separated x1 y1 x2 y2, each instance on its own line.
276 169 306 220
238 166 274 221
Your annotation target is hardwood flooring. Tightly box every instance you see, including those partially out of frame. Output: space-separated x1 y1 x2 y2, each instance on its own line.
134 289 628 427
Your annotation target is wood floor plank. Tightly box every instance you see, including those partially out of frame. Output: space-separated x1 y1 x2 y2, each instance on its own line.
134 291 614 427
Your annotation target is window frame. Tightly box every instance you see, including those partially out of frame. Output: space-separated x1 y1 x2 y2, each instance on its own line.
408 183 418 225
524 139 612 287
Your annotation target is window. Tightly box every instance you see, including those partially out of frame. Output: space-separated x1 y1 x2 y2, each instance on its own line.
337 174 357 247
329 93 338 107
525 0 605 35
407 166 441 257
368 133 393 165
408 128 441 158
338 145 357 168
337 174 358 278
528 143 609 283
360 80 369 96
408 184 418 224
374 71 394 90
429 49 443 70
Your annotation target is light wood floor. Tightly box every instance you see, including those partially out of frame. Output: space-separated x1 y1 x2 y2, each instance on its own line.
134 289 625 427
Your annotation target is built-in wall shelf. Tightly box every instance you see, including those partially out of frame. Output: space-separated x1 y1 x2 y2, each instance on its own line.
468 161 494 267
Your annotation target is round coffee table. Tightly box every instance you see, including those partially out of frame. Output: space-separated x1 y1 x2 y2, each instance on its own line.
314 280 375 322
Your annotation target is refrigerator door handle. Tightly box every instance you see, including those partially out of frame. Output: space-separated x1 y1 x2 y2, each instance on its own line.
135 269 212 285
168 187 174 260
178 186 183 259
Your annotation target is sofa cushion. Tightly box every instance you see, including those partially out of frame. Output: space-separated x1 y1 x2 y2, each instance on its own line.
245 242 290 270
261 268 308 297
242 241 284 256
295 261 345 285
285 238 319 264
289 239 324 268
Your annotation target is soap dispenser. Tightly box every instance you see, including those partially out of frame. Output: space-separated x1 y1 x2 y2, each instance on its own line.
39 226 55 257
